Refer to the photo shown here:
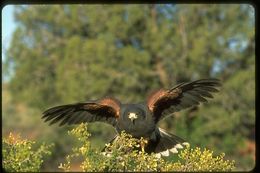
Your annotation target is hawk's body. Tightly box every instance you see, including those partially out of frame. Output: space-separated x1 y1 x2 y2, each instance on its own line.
42 79 221 156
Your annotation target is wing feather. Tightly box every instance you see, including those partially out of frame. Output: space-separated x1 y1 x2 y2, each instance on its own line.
67 111 87 125
42 97 121 126
193 89 214 98
59 110 78 126
146 79 221 123
44 107 72 122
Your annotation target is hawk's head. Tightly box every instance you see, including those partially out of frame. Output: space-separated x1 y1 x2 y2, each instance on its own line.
123 104 146 125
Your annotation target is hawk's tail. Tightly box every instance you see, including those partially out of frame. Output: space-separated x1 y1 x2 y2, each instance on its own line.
149 128 188 157
101 135 119 152
101 129 188 157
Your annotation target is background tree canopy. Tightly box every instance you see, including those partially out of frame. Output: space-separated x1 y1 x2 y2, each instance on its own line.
3 4 255 171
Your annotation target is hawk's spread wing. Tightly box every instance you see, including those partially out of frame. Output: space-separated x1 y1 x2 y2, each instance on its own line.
42 97 121 126
146 79 221 123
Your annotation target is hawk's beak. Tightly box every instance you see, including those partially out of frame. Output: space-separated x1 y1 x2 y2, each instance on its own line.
128 112 138 124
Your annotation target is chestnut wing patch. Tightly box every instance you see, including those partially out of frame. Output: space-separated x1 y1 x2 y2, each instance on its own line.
42 97 121 126
98 97 121 117
146 79 221 123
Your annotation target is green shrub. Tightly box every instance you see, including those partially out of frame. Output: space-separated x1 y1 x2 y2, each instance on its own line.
2 133 53 172
59 123 235 172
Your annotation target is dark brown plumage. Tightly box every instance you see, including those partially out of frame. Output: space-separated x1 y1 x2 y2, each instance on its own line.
42 78 221 156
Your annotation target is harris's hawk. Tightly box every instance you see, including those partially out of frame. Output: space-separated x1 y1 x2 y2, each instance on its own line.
42 79 221 157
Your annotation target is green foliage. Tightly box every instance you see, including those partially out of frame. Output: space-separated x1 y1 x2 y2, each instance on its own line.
59 123 235 172
172 147 235 171
2 133 53 172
